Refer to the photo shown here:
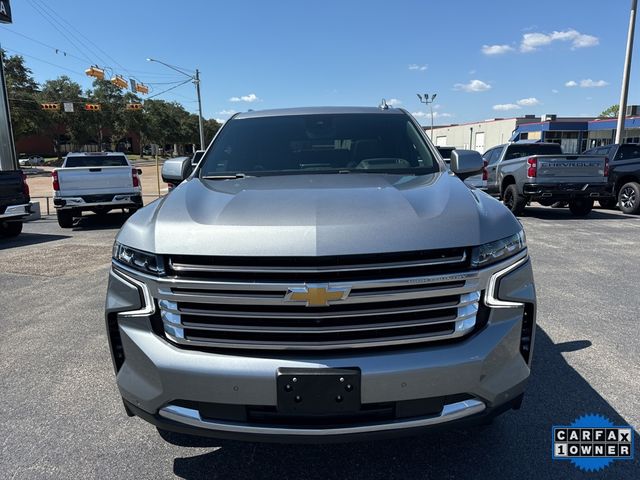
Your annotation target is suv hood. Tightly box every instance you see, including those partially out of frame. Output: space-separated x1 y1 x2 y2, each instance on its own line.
117 173 521 256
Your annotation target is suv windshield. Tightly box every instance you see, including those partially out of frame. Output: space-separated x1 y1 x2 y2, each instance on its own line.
65 155 128 168
199 113 439 176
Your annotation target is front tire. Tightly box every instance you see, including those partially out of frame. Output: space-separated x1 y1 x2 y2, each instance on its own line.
568 198 594 216
618 182 640 214
0 221 23 237
56 209 74 228
503 184 527 215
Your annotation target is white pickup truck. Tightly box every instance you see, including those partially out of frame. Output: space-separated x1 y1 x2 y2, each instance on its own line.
52 152 143 228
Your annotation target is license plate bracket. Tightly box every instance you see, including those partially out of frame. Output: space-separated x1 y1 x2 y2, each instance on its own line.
276 367 361 414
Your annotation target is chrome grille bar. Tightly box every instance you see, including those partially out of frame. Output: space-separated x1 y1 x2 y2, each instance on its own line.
169 251 467 274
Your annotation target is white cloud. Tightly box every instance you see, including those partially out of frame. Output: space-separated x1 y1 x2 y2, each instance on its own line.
521 29 599 52
411 111 453 119
565 79 609 88
517 97 540 106
580 79 609 88
218 109 237 115
386 98 402 106
408 64 428 71
229 93 259 102
493 104 521 111
214 118 226 124
454 79 492 93
552 89 559 94
482 44 514 55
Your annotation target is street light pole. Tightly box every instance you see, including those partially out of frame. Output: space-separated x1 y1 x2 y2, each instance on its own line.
616 0 638 144
417 93 437 141
147 58 206 150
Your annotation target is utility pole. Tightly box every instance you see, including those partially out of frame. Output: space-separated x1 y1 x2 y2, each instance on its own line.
417 93 437 141
147 58 206 150
0 43 17 170
616 0 638 144
195 69 205 150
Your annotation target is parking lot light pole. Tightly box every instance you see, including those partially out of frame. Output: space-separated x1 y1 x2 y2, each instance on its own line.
615 0 638 144
146 58 206 150
417 93 437 141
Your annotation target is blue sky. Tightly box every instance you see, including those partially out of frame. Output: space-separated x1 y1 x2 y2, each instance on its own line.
1 0 638 125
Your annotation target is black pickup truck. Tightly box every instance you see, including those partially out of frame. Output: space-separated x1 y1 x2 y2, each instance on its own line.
0 170 31 237
584 144 640 214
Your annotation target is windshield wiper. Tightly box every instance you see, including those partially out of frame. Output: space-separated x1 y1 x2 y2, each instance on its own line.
201 173 247 180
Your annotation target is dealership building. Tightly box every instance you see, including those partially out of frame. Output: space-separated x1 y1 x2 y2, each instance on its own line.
426 108 640 154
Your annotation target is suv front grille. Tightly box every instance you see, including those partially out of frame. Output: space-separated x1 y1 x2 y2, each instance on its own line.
151 250 483 351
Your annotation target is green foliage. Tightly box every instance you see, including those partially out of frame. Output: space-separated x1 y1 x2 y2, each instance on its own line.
4 53 221 153
39 76 91 148
599 105 620 118
2 50 48 139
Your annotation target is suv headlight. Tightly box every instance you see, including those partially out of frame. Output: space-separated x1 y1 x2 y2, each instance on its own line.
471 231 526 268
112 242 164 275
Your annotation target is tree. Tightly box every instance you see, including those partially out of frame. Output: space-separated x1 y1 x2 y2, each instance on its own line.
86 79 127 150
39 76 91 156
203 118 221 146
2 50 47 140
121 92 147 157
600 105 620 118
143 99 180 153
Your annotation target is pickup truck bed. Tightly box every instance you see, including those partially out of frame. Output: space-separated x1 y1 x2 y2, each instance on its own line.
53 153 142 228
0 171 31 237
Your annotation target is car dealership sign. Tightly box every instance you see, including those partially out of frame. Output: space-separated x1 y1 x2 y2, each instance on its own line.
0 0 12 24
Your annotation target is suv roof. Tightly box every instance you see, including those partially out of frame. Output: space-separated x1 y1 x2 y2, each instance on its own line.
66 152 127 157
234 106 405 120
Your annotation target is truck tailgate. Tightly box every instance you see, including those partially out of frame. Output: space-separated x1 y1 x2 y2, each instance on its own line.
58 167 135 195
0 171 29 212
535 155 607 183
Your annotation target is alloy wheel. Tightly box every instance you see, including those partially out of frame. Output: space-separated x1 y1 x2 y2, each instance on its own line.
620 186 637 210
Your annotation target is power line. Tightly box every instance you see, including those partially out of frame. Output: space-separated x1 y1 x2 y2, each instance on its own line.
2 29 88 65
4 48 87 79
25 0 97 65
3 29 179 90
146 79 192 100
32 0 134 77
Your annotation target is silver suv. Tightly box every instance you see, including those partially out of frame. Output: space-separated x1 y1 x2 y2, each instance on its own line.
105 107 536 442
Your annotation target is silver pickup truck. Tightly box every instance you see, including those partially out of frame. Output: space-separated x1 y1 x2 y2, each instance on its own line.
53 152 143 228
483 142 608 216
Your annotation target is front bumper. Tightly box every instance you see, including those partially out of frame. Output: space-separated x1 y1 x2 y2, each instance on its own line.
0 203 31 221
105 254 536 442
523 182 610 199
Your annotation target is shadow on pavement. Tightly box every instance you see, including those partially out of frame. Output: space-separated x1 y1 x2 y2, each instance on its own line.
167 328 639 480
71 212 132 231
0 232 69 250
520 207 633 221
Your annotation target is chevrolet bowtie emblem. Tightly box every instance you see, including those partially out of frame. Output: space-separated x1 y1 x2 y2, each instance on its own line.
285 284 351 307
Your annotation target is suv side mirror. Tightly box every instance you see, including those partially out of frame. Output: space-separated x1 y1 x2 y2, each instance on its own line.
450 150 483 180
161 156 193 187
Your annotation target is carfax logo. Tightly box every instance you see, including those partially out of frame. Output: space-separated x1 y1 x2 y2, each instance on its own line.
552 414 635 472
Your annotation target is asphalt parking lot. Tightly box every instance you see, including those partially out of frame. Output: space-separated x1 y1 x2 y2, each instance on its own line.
1 207 639 479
